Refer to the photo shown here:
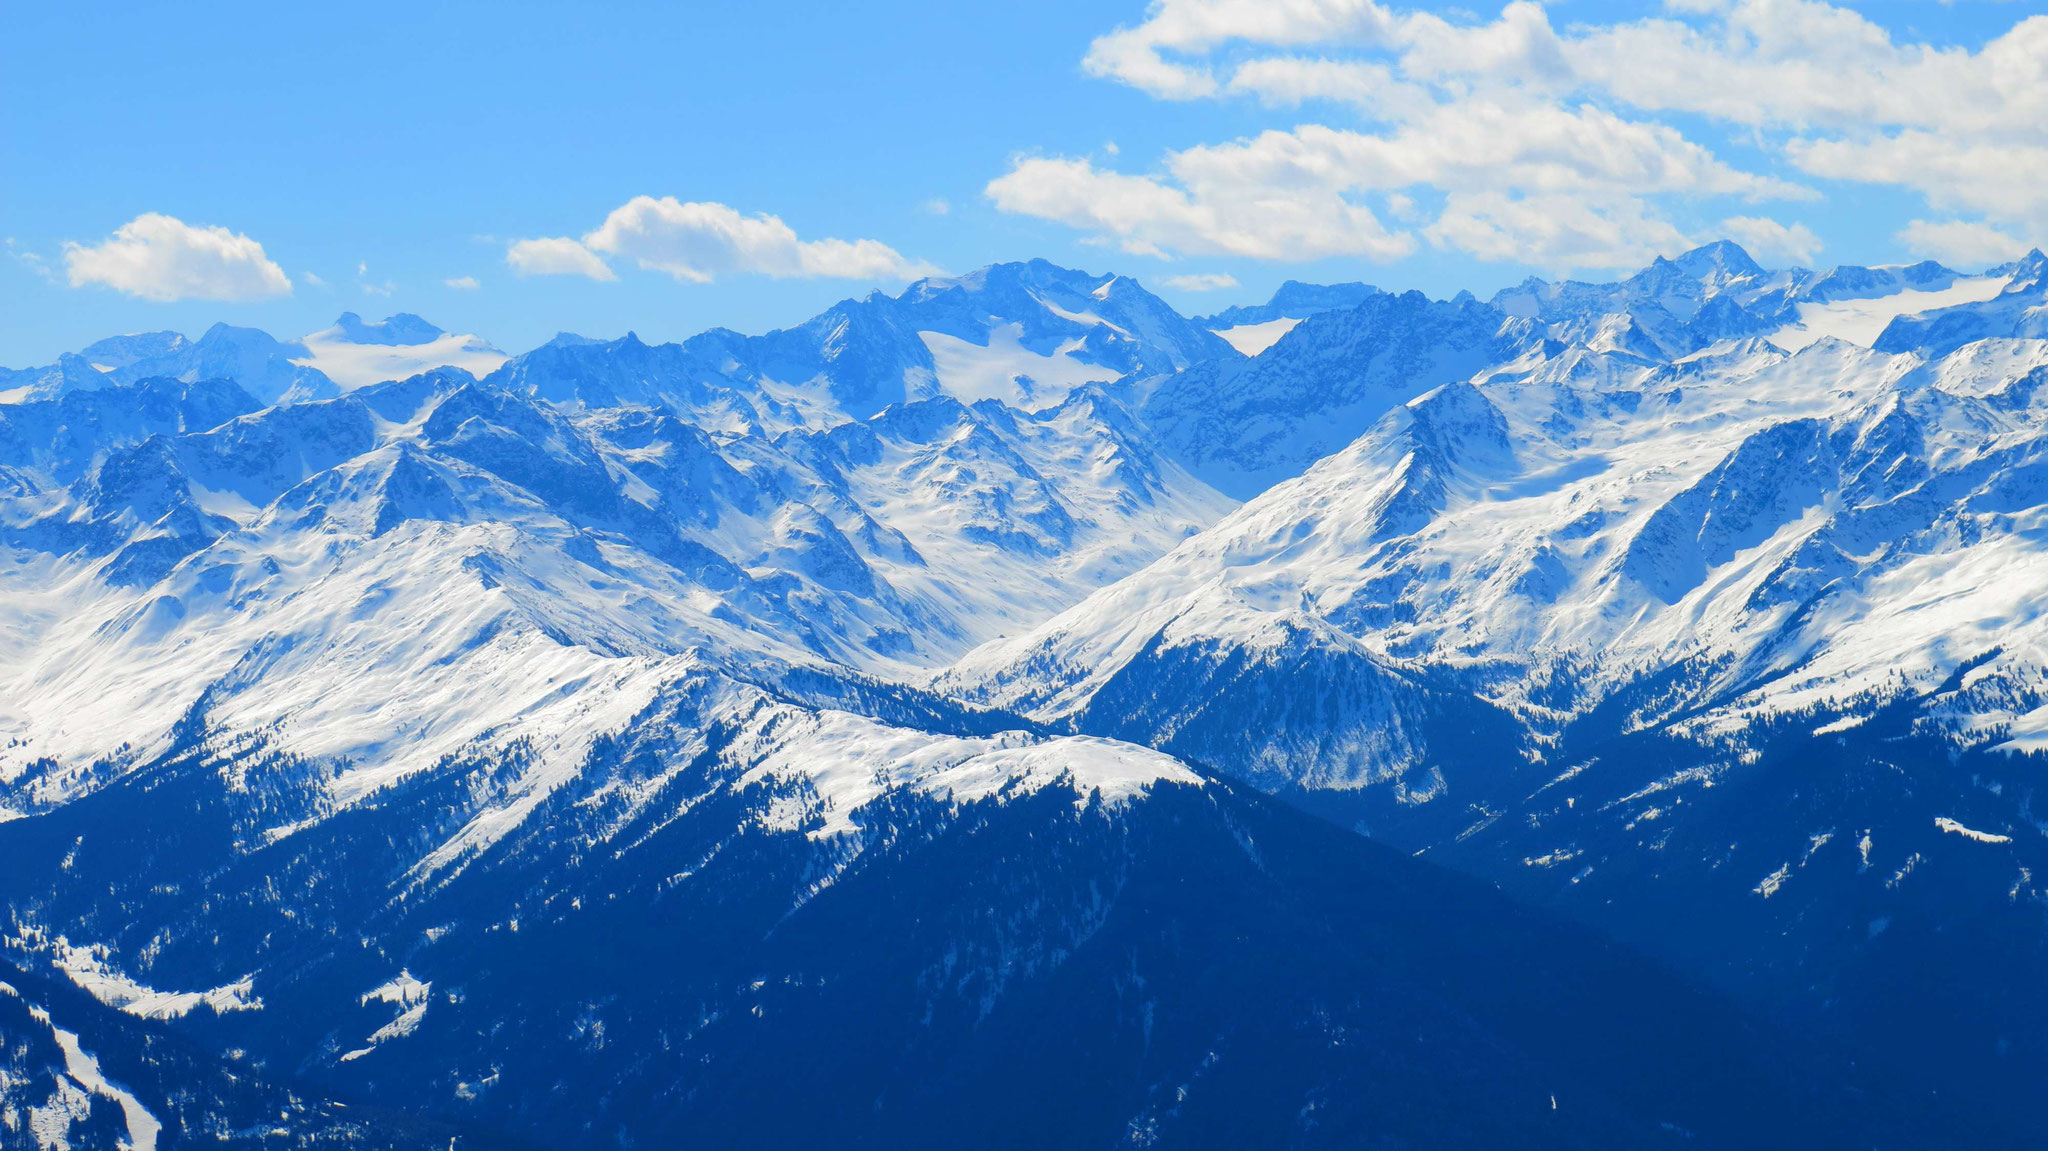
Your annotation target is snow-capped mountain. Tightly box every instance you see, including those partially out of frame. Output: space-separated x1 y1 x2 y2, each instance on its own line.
0 378 1225 828
0 323 335 406
1875 250 2048 356
0 356 1886 1143
0 651 1926 1150
485 259 1239 431
1145 289 1508 497
958 250 2048 771
0 313 510 407
6 250 2048 1147
1197 280 1382 355
296 311 509 388
951 246 2048 1131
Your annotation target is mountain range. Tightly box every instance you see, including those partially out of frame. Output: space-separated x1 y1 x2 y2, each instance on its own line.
3 242 2046 1148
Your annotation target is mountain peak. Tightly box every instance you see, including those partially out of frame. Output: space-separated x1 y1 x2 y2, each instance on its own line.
329 312 447 347
1671 239 1765 281
76 330 190 371
1196 280 1382 330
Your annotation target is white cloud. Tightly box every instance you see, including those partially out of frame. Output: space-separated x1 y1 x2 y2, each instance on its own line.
1718 216 1823 266
922 197 951 216
1163 272 1240 291
991 99 1801 269
1566 4 2048 137
587 197 939 281
9 238 58 284
512 197 937 284
1787 132 2048 226
988 151 1415 262
444 275 481 290
1082 0 1407 100
1013 0 2048 272
64 213 291 302
303 271 328 288
1425 191 1694 271
1896 219 2032 269
507 236 618 281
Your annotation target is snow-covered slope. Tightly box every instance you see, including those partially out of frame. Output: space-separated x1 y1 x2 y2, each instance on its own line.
1875 250 2048 357
11 244 2048 1146
958 298 2048 775
950 254 2048 1127
962 337 2022 732
0 656 1913 1151
0 371 1881 1144
0 368 1230 821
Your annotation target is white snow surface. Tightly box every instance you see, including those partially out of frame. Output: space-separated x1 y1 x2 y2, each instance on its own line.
1934 817 2013 844
0 982 161 1151
1210 317 1302 357
53 941 260 1021
917 326 1123 410
1766 275 2012 352
732 706 1202 838
341 972 434 1061
294 327 507 389
0 368 1232 851
953 324 2048 761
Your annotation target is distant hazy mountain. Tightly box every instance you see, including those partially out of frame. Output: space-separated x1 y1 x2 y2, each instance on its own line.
1196 280 1384 355
485 259 1239 429
0 312 508 405
1146 289 1507 497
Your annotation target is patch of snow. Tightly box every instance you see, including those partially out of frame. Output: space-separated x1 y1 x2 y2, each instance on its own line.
735 705 1201 839
1934 816 2012 844
918 324 1120 410
343 972 433 1062
293 328 507 389
1209 316 1302 356
52 940 260 1020
1767 275 2010 351
1755 863 1791 898
361 971 431 1008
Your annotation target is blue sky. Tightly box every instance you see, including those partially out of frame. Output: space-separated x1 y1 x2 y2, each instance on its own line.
5 0 2044 365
